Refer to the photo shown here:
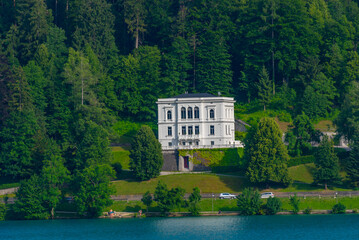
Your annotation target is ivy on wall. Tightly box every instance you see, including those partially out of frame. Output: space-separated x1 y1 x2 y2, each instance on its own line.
178 148 245 168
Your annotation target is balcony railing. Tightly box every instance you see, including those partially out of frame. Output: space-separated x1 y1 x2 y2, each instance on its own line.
161 141 243 150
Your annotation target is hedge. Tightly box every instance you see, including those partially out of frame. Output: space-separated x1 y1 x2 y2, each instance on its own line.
288 155 315 167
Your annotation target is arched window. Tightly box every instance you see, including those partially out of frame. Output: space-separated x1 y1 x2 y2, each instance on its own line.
210 109 215 119
167 110 172 120
181 107 186 119
188 107 193 119
194 107 199 119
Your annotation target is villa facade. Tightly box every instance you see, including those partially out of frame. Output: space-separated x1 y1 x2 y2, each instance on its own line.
157 93 242 151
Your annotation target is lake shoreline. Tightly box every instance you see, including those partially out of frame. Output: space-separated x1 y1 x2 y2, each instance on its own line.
99 209 358 219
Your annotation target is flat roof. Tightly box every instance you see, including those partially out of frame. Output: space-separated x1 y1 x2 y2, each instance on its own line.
172 93 217 98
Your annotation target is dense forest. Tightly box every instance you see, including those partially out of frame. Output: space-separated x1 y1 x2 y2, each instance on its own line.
1 0 359 218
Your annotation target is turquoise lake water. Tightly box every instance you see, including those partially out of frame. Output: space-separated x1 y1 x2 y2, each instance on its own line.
0 215 358 240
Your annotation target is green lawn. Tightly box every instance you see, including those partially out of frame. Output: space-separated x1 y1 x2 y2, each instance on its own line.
288 163 315 184
111 174 247 195
111 146 131 170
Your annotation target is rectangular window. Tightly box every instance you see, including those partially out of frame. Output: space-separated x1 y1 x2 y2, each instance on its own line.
182 141 186 146
210 125 215 135
211 141 215 146
196 141 199 146
195 126 199 135
188 126 193 135
189 142 192 145
168 142 172 146
168 127 172 136
182 126 186 135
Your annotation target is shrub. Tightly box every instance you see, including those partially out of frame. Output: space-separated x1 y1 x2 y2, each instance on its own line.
332 202 346 214
237 188 262 215
188 187 201 216
141 191 153 213
112 163 122 179
0 203 6 221
289 194 300 214
303 207 312 214
265 197 282 215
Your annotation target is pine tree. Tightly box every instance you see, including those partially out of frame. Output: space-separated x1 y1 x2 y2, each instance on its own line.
245 117 291 187
314 135 341 190
130 125 163 180
124 0 147 49
347 139 359 186
257 66 272 111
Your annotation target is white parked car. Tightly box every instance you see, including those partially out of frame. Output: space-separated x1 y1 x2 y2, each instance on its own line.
219 193 236 199
261 192 274 199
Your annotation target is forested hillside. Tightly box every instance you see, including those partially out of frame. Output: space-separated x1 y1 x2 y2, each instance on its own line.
1 0 359 218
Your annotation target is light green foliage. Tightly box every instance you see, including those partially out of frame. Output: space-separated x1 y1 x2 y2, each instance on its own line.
237 188 262 215
245 118 291 186
332 202 346 214
130 125 163 180
265 197 282 215
289 194 300 214
141 191 153 212
73 164 115 218
314 135 341 190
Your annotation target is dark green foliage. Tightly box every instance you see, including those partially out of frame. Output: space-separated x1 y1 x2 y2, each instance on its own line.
289 194 300 214
314 135 341 190
265 197 282 215
332 202 346 214
336 81 359 142
73 164 115 218
257 66 272 111
347 139 359 186
141 191 153 212
130 125 163 180
112 163 123 179
188 187 201 216
0 203 6 221
13 175 49 220
154 181 185 213
286 113 318 156
237 188 262 216
245 118 291 186
303 207 312 214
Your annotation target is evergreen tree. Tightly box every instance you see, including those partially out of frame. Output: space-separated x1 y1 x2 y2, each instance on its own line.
245 118 291 186
130 125 163 181
237 188 262 216
257 66 272 111
124 0 147 49
141 191 153 212
347 139 359 186
314 135 341 190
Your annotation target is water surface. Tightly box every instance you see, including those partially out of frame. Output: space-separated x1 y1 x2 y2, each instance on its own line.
1 215 358 240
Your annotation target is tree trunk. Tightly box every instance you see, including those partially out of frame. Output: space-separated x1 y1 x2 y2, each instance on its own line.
192 35 196 91
51 207 54 219
135 17 139 49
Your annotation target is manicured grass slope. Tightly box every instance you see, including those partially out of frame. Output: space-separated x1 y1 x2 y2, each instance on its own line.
112 174 246 195
111 146 131 170
288 163 315 184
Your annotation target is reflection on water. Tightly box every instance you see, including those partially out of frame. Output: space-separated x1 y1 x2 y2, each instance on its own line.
0 215 358 240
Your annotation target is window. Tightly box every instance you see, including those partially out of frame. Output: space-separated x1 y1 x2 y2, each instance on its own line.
210 125 215 135
168 142 172 146
211 141 215 146
195 126 199 135
188 107 193 119
182 126 186 135
196 141 199 146
167 110 172 120
189 142 192 145
168 127 172 136
182 141 186 146
188 126 193 135
181 107 186 119
210 109 215 119
194 107 199 119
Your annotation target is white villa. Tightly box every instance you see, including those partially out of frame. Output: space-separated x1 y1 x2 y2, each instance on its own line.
156 93 243 151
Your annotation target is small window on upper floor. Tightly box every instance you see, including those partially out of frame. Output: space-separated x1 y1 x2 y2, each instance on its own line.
181 107 186 119
210 125 215 135
210 109 215 119
167 110 172 120
188 107 193 119
168 127 172 136
194 107 199 119
182 126 186 135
